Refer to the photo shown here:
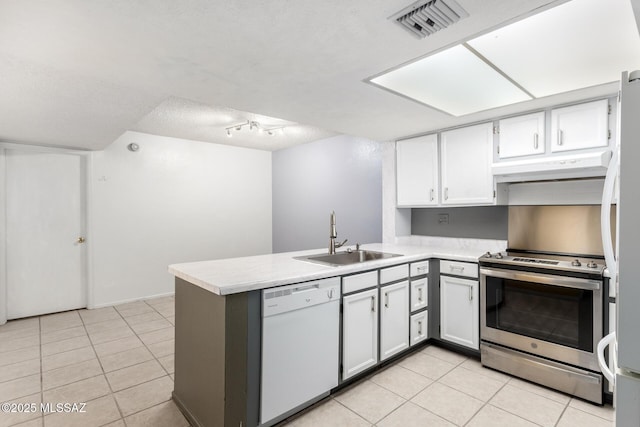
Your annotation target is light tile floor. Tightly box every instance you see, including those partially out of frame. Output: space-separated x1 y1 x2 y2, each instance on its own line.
0 300 615 427
285 345 616 427
0 296 186 427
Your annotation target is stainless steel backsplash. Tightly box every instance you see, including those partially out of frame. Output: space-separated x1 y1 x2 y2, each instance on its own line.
508 205 616 256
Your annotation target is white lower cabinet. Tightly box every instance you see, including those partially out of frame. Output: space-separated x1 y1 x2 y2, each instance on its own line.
380 281 409 361
410 311 428 346
342 288 378 380
440 275 479 350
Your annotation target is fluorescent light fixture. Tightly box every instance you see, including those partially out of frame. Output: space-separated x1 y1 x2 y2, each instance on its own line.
370 44 532 116
467 0 640 98
370 0 640 116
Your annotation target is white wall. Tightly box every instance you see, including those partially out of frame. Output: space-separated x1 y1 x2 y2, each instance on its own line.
382 141 411 243
90 131 272 307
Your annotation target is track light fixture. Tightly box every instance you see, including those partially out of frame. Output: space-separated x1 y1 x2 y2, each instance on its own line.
225 120 285 137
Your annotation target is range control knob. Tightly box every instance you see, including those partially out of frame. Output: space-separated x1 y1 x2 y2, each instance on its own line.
571 259 582 267
495 253 503 259
587 261 598 268
484 251 492 258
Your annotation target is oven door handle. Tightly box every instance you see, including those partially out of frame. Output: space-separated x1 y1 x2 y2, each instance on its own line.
480 268 601 291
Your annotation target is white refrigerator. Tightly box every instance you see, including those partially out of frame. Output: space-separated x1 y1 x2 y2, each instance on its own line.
599 70 640 426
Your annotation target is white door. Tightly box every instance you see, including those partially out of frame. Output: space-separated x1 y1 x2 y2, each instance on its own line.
550 99 609 152
441 123 495 205
342 288 378 380
396 135 439 206
498 112 545 158
380 281 409 361
440 275 479 350
5 150 86 319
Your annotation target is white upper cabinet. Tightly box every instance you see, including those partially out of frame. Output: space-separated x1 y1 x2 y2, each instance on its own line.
396 134 439 207
441 123 494 205
550 99 609 153
498 112 545 159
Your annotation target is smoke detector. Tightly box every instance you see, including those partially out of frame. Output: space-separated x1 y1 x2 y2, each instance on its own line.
391 0 469 38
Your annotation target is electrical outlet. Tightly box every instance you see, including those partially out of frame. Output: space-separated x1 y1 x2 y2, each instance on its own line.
438 213 449 224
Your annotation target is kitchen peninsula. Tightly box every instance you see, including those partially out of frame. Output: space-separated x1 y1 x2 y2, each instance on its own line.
168 242 502 427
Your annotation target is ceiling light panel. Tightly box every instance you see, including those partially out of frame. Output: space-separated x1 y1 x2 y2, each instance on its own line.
371 44 532 116
467 0 640 98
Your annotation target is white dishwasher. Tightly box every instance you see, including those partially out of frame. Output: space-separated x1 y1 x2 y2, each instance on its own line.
260 277 340 425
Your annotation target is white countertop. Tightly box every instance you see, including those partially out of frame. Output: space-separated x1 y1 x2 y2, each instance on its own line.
168 242 493 296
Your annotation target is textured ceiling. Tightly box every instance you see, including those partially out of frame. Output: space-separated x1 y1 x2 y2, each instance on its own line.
0 0 638 151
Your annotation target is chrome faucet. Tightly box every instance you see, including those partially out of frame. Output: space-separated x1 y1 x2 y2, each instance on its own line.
329 211 348 254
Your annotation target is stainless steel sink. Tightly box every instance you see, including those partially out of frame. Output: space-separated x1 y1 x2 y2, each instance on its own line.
294 250 401 267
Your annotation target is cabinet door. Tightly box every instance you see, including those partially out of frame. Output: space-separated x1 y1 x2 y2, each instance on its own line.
410 278 428 313
380 281 409 361
410 311 428 347
396 135 439 206
498 112 545 158
343 288 378 380
551 99 608 152
440 275 479 350
441 123 494 205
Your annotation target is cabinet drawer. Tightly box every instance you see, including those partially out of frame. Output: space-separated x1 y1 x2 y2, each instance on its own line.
410 261 429 277
411 278 428 313
342 270 378 294
380 264 409 284
410 311 428 346
440 260 478 279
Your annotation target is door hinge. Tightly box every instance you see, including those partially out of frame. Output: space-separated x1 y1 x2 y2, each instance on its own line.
493 190 496 199
493 126 499 135
608 130 612 140
608 104 612 114
497 145 500 154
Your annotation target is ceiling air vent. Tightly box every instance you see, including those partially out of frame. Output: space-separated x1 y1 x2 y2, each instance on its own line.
392 0 469 38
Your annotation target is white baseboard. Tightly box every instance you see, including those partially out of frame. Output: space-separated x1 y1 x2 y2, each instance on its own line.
92 291 175 309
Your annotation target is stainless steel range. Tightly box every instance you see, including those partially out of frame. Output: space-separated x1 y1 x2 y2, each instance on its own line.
479 206 612 404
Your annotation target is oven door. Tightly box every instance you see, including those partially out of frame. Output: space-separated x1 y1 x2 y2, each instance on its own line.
480 267 603 372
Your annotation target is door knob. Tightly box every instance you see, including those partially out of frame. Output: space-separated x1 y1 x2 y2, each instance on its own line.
77 237 86 244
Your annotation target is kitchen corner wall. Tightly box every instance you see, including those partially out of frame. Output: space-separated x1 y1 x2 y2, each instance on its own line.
90 131 272 307
272 135 383 253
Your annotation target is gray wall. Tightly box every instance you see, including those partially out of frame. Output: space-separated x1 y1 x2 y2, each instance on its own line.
272 135 383 253
412 206 508 240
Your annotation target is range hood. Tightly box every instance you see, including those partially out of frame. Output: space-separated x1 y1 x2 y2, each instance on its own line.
492 150 612 182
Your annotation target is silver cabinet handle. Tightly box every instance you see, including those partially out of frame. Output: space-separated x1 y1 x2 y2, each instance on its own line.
444 187 449 200
417 266 427 274
371 295 376 312
450 265 465 273
557 129 563 145
418 320 423 335
430 188 434 202
418 287 423 302
534 133 539 149
384 292 389 308
468 285 473 301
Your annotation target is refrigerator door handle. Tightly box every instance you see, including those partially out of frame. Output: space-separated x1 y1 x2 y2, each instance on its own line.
597 331 617 386
601 148 618 285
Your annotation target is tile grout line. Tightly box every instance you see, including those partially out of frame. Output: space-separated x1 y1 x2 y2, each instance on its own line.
80 308 127 425
461 378 509 427
553 394 573 427
38 315 44 425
